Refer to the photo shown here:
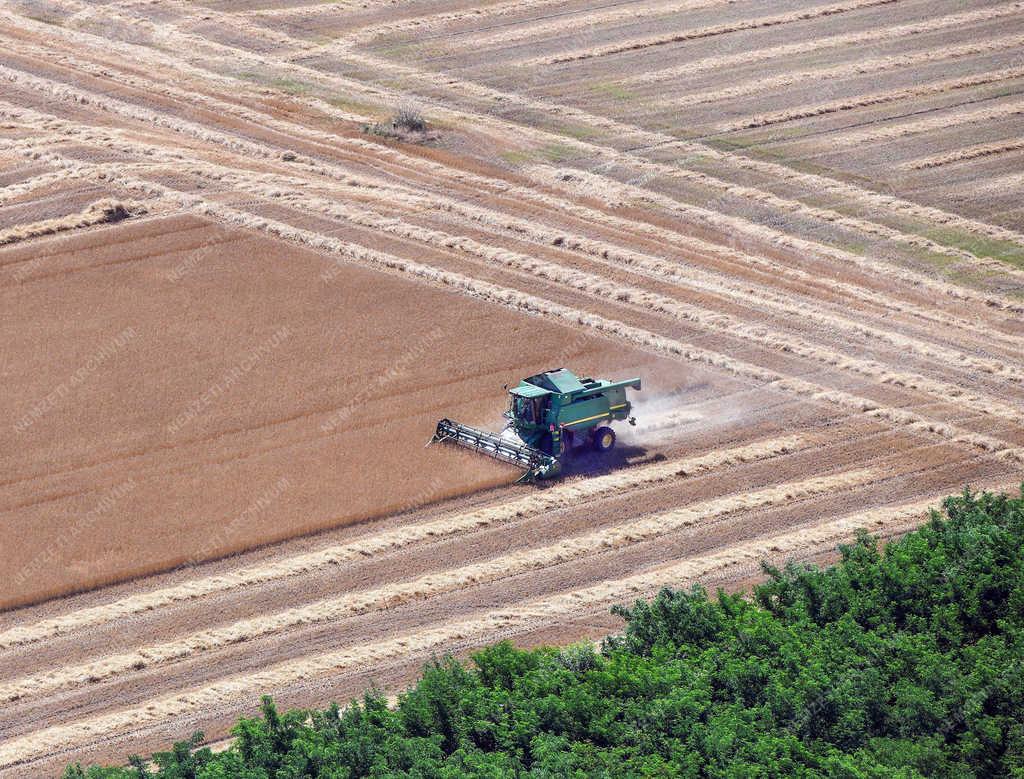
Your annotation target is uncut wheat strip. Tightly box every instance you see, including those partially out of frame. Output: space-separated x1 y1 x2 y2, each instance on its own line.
621 3 1024 85
225 178 1024 417
16 6 1024 292
902 138 1024 170
655 36 1024 111
190 200 1024 467
0 198 151 246
0 491 983 768
714 66 1024 134
0 435 806 650
13 147 1024 467
825 99 1024 148
523 0 901 66
0 465 879 703
34 0 1024 258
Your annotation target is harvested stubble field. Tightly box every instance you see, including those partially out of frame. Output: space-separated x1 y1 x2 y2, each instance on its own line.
0 0 1023 773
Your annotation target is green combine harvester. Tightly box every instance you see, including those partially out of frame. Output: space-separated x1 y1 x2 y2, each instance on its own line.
430 368 641 481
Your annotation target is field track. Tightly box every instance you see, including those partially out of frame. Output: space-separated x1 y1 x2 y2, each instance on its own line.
2 0 1023 772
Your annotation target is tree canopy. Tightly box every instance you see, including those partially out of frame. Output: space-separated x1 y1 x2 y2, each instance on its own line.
67 486 1024 778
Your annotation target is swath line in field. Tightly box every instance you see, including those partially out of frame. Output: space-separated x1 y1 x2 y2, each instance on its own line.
0 463 881 703
13 4 1024 294
525 0 901 65
712 66 1024 134
902 138 1024 170
823 98 1024 148
650 34 1024 111
619 3 1024 85
0 199 150 246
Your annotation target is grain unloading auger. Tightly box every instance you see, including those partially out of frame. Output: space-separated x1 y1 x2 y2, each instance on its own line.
429 368 641 482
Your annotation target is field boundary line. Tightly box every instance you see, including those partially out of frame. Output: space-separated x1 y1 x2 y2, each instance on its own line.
0 198 152 247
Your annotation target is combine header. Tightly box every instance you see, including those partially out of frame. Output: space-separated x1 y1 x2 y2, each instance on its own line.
430 368 641 481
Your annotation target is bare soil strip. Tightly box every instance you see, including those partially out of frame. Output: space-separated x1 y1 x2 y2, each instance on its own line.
0 490 1000 770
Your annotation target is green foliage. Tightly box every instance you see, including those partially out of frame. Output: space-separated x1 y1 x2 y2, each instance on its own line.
68 487 1024 778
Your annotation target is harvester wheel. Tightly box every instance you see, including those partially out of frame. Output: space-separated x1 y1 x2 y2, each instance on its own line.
593 426 616 453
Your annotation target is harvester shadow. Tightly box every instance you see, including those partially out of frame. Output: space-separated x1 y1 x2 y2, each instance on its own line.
538 443 658 485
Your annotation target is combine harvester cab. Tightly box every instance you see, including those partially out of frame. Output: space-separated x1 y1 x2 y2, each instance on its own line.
430 368 640 482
